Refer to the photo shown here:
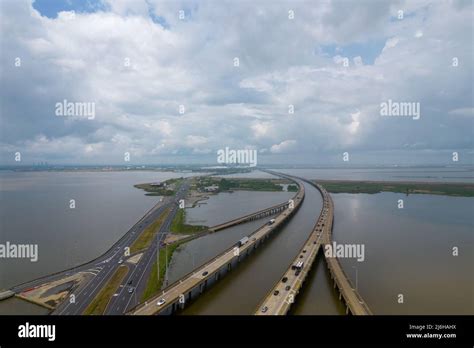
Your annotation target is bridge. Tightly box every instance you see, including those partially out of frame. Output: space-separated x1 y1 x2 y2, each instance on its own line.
254 182 331 315
323 188 372 315
209 201 291 232
127 178 305 315
255 179 372 315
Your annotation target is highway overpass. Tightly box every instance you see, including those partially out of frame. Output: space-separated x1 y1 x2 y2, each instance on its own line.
127 177 305 315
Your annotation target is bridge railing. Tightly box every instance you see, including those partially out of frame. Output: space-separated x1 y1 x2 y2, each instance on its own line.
209 201 290 231
128 179 304 314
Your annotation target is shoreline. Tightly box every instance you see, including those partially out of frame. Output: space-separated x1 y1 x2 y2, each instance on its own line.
313 179 474 197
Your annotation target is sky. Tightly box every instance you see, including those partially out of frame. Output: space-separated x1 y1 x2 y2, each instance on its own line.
0 0 472 166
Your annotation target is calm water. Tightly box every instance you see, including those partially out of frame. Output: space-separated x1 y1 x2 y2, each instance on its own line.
167 190 294 283
186 190 294 226
178 180 323 314
0 296 49 315
328 192 474 314
0 171 196 289
171 170 473 315
1 168 472 315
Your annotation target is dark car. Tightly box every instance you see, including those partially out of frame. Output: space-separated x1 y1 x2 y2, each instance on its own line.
273 290 280 296
285 285 291 291
202 271 208 276
281 277 288 283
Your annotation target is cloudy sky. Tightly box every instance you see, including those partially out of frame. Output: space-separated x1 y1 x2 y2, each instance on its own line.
0 0 472 166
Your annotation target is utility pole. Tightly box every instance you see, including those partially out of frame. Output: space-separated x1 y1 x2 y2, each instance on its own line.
352 265 358 291
157 237 160 288
165 244 168 287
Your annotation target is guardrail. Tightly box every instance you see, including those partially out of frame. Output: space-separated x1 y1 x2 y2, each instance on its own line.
254 181 329 315
209 201 290 232
128 175 305 315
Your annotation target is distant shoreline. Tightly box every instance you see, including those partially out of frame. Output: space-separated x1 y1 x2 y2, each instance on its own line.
313 179 474 197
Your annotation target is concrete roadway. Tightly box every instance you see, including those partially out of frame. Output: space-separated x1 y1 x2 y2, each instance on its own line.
129 179 305 315
104 183 188 315
10 180 190 315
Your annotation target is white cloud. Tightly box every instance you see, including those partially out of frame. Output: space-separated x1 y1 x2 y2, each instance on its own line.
0 0 472 164
270 140 297 153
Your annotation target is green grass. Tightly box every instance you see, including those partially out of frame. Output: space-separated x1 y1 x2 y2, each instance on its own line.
134 178 184 196
130 208 170 253
170 209 207 234
218 178 283 191
141 241 183 302
316 180 474 197
83 265 128 315
195 178 285 192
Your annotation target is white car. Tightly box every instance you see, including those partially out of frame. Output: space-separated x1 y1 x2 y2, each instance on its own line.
118 259 123 264
157 298 166 306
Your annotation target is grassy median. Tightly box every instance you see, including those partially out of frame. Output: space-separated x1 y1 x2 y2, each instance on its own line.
141 241 183 302
130 208 171 254
83 265 128 315
170 209 207 234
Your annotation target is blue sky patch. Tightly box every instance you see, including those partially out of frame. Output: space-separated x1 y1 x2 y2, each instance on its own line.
33 0 108 18
319 39 386 65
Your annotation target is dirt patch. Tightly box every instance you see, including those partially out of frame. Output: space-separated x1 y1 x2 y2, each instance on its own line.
19 272 92 309
164 233 191 244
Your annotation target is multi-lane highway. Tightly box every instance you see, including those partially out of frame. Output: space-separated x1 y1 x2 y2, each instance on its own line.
105 182 189 314
11 180 190 315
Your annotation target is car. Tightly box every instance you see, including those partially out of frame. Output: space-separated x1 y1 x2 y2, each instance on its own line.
285 286 291 291
128 287 134 294
157 298 166 306
273 290 280 296
295 270 301 276
261 306 268 313
127 280 132 285
281 277 288 283
118 259 123 264
202 271 208 276
303 249 307 253
299 255 303 258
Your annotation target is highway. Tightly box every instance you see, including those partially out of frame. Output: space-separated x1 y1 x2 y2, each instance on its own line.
11 180 190 315
10 171 370 316
128 177 305 315
254 177 372 315
103 182 188 315
255 182 331 315
11 175 300 315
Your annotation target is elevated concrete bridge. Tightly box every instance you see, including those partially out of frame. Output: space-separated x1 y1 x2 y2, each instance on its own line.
209 201 291 232
127 176 305 315
255 177 372 315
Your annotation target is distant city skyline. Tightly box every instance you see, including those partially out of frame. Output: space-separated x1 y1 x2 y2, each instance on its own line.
1 0 472 166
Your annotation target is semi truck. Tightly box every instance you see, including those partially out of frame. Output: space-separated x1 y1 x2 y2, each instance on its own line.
237 236 249 247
